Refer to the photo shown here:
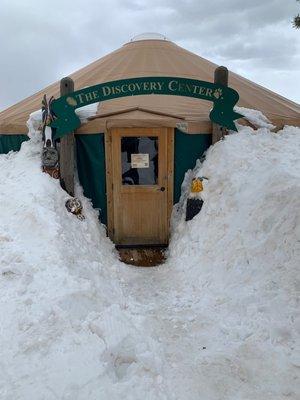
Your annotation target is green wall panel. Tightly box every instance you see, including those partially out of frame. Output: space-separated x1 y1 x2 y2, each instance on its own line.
174 129 211 204
76 134 107 224
0 134 29 154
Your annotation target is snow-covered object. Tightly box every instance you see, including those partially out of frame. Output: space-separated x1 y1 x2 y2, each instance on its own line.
28 109 44 132
43 125 53 146
0 120 299 399
235 106 276 129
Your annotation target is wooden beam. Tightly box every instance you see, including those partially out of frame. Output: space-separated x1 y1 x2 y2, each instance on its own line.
212 66 228 144
59 77 75 196
88 106 186 120
104 128 114 240
166 127 174 239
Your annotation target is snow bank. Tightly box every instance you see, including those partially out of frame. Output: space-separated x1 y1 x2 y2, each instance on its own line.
0 117 299 399
235 106 275 129
0 127 167 399
167 125 300 399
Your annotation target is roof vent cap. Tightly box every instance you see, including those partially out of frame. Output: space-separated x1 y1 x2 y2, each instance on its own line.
130 32 169 42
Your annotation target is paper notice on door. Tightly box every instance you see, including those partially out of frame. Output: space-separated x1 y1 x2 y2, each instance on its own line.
131 153 149 168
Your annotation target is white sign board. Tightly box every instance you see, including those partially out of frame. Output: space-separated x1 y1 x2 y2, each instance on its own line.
131 153 149 168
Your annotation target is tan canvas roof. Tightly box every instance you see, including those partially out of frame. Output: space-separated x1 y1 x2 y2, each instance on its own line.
0 37 299 134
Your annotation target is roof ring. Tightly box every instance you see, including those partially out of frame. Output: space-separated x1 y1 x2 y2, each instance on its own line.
130 33 170 42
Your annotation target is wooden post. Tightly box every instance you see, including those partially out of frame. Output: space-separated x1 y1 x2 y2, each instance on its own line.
212 66 228 144
59 77 75 196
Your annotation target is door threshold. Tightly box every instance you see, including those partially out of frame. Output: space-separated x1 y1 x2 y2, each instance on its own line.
117 246 167 267
115 244 168 249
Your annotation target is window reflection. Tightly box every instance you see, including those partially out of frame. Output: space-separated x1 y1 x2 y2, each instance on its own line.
121 137 158 185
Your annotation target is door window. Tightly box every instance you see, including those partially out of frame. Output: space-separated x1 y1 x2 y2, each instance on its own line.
121 136 158 185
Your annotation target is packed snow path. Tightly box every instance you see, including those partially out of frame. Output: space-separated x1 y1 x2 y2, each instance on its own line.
0 122 299 399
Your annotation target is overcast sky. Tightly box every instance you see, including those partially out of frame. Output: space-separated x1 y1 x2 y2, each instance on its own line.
0 0 299 111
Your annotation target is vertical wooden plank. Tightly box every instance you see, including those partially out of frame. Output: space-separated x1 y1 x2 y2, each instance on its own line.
112 129 122 243
104 129 114 240
212 66 228 144
59 77 75 196
158 127 168 244
166 127 174 240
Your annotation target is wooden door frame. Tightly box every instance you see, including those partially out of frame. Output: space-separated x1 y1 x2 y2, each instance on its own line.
104 127 174 244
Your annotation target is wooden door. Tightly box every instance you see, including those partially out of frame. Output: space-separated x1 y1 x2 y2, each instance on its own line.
105 127 174 246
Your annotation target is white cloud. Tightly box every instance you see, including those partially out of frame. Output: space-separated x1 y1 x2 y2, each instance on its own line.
0 0 299 110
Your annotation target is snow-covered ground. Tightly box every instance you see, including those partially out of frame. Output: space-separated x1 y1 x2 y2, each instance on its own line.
0 117 299 399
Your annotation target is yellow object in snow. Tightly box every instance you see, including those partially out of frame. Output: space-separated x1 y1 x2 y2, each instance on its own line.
191 178 203 193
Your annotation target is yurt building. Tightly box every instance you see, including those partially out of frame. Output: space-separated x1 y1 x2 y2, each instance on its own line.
0 33 299 247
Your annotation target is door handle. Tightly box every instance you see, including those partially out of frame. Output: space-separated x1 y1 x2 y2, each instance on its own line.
160 187 165 192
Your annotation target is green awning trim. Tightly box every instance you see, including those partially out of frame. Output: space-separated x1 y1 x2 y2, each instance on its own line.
75 134 107 225
0 134 29 154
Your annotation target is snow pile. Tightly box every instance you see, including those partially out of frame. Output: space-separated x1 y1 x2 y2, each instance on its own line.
76 102 99 121
168 125 300 399
0 116 299 399
235 106 275 129
0 128 168 399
